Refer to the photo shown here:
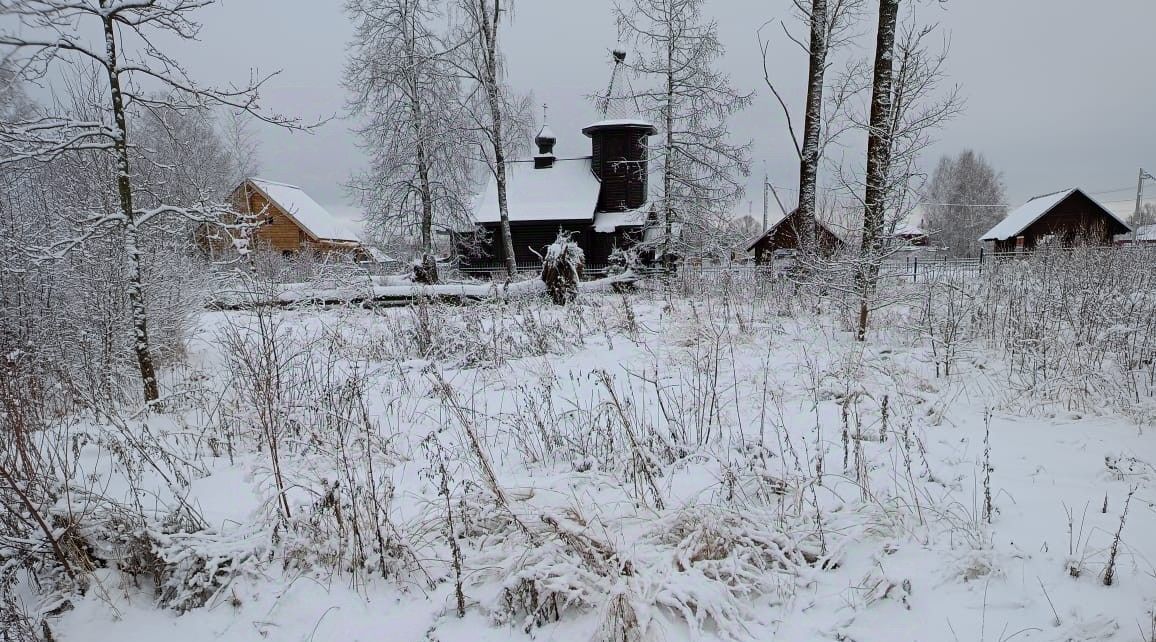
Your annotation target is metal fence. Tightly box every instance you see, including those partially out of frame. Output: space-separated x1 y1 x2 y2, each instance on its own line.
451 245 1147 287
880 254 984 282
455 262 616 279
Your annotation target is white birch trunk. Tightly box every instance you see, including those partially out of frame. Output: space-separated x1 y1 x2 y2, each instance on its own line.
102 5 160 404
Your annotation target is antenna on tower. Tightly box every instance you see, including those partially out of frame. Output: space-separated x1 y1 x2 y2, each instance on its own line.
599 48 628 117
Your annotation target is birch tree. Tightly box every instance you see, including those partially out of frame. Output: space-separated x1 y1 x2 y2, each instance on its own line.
852 2 961 340
853 0 901 341
760 0 864 251
451 0 523 278
615 0 753 266
0 0 304 404
345 0 473 283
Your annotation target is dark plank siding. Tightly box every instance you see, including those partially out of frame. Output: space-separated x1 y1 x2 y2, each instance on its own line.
751 211 845 264
992 191 1129 253
457 221 645 269
591 130 649 212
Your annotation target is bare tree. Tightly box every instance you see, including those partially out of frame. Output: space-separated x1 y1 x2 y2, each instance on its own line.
850 4 961 340
615 0 753 266
0 0 306 404
760 0 864 251
450 0 524 278
222 110 262 187
924 150 1006 256
134 101 238 208
853 0 902 341
345 0 474 283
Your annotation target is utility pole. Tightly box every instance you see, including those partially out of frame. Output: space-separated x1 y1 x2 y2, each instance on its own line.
762 168 769 232
1134 168 1154 244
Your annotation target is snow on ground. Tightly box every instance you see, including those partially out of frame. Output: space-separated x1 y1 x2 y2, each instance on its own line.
36 284 1156 642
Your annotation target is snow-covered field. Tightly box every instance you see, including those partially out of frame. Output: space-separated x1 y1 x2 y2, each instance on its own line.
12 272 1156 642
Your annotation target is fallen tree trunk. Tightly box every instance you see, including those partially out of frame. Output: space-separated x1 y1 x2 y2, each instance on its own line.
207 272 642 311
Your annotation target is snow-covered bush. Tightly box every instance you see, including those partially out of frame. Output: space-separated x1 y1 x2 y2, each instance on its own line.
606 246 639 277
396 297 580 367
972 245 1156 415
541 232 585 305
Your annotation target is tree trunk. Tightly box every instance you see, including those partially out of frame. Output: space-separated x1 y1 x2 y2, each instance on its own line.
416 149 438 282
855 0 900 342
481 0 517 278
408 11 439 284
662 37 675 271
102 9 160 404
797 0 828 253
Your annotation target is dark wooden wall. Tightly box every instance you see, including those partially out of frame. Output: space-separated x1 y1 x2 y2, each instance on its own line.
752 214 844 264
992 192 1129 253
457 221 644 269
591 130 648 212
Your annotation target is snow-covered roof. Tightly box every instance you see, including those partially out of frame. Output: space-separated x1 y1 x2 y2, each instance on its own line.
978 188 1129 241
472 158 601 224
892 222 924 237
248 178 360 243
892 205 926 236
1117 224 1156 243
361 246 398 263
582 118 658 138
594 205 651 233
583 118 656 129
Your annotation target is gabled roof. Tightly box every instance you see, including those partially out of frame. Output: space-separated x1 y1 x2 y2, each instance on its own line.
246 178 360 243
746 209 843 251
892 205 927 237
979 188 1130 241
472 158 601 224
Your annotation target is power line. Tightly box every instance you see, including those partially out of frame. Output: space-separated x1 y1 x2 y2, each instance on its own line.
916 202 1007 208
1086 186 1142 196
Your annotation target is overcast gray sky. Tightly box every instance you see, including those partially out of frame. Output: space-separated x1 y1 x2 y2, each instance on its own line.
159 0 1156 226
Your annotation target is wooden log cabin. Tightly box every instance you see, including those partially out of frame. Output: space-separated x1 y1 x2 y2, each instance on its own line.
199 178 367 259
979 188 1130 253
747 208 845 265
456 118 658 273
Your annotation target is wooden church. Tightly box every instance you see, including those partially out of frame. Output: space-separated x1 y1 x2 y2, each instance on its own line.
457 117 657 274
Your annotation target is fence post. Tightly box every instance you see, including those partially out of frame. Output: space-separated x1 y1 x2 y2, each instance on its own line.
913 256 918 283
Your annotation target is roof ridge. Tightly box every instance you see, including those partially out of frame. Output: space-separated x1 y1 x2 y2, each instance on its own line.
250 176 302 190
1026 187 1074 202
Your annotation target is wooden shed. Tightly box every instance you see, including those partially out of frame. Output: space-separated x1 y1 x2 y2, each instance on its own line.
979 188 1130 253
747 209 845 265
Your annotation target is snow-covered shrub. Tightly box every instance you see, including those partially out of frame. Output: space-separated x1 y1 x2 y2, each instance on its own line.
280 360 418 581
606 246 639 277
127 526 266 613
973 245 1156 414
217 316 422 581
541 232 584 305
0 592 53 642
476 504 832 641
398 297 578 367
